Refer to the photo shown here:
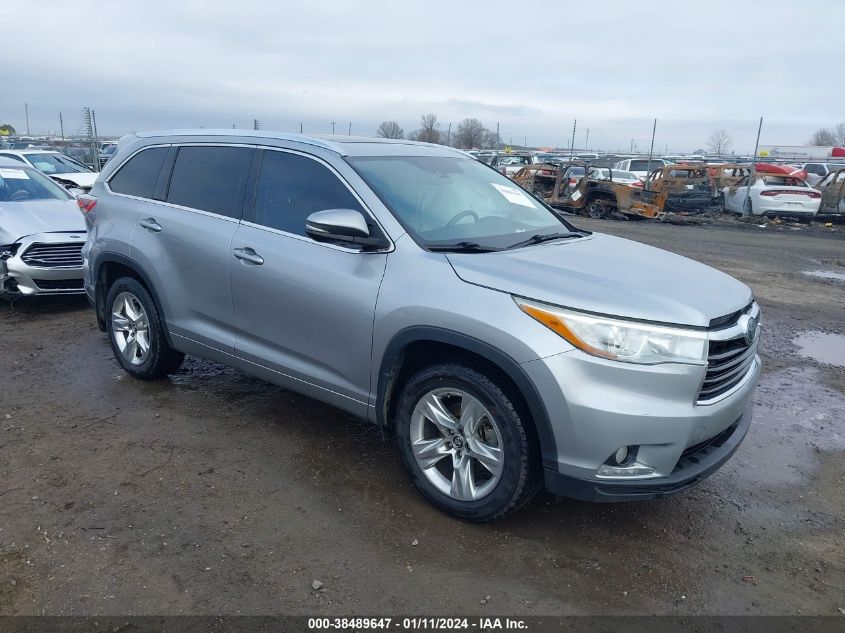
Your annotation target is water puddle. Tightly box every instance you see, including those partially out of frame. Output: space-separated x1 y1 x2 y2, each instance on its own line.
791 331 845 367
802 269 845 283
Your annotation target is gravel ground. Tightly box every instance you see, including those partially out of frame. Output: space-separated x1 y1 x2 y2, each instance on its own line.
0 219 843 616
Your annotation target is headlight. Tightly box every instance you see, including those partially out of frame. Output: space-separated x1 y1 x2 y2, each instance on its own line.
515 297 707 365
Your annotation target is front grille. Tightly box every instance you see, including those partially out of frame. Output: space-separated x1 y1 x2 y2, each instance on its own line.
21 242 84 268
697 314 759 403
33 278 84 291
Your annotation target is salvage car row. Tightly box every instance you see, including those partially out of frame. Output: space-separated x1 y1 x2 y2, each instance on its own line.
496 153 845 222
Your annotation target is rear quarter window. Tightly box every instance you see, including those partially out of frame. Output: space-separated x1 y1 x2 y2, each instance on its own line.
108 147 169 198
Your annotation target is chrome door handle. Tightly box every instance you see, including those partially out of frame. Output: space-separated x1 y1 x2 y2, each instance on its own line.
139 217 162 232
233 247 264 265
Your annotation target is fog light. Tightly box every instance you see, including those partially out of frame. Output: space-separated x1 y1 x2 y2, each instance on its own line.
614 446 629 465
596 462 657 478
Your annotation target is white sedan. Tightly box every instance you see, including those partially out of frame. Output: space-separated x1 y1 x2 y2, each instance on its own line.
589 168 644 187
721 174 820 219
0 149 99 190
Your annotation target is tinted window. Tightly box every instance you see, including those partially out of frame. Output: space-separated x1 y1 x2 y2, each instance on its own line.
0 153 26 163
167 146 254 218
630 159 659 171
253 151 362 236
109 147 168 198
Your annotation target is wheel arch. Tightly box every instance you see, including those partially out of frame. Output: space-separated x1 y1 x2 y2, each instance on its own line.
376 326 558 469
93 252 175 346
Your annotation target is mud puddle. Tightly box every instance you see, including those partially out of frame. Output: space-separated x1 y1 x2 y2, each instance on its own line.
791 331 845 367
742 366 845 488
802 270 845 284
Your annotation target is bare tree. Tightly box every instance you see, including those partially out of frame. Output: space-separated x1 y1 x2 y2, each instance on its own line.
414 113 441 144
707 129 732 155
809 127 837 146
376 121 404 139
455 118 486 149
482 128 499 150
835 122 845 146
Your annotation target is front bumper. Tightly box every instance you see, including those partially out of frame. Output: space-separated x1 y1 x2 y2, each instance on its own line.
522 344 760 502
544 404 751 501
1 232 86 297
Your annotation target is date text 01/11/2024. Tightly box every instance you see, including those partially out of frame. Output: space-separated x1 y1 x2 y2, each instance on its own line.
307 617 529 630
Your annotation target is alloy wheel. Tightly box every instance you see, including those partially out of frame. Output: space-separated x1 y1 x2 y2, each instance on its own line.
409 388 504 501
111 291 151 366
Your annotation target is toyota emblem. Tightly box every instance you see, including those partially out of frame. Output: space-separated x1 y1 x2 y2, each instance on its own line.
739 314 758 345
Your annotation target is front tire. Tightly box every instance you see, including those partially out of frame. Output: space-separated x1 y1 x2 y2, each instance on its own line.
105 277 184 380
395 363 539 521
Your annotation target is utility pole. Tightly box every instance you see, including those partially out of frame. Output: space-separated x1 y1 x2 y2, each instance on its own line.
348 122 352 136
331 121 336 134
253 119 260 130
568 119 577 163
743 117 764 216
300 122 303 133
59 112 65 149
585 128 590 149
25 103 30 135
645 118 657 189
83 107 98 170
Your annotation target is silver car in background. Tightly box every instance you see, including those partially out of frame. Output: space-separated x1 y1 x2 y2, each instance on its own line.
81 130 761 521
0 160 86 299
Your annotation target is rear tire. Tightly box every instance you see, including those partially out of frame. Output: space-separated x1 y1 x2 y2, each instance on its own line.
105 277 184 380
395 362 539 521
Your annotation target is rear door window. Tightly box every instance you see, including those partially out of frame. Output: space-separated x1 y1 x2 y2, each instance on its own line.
166 146 254 218
252 150 363 237
108 147 169 198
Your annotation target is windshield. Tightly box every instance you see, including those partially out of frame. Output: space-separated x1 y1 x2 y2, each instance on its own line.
24 152 93 174
348 155 571 249
630 159 660 171
0 166 73 202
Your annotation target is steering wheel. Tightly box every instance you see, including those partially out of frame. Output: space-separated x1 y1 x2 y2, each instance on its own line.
8 190 30 201
446 209 479 226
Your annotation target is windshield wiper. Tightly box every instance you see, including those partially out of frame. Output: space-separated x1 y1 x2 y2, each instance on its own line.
505 231 583 250
427 241 500 253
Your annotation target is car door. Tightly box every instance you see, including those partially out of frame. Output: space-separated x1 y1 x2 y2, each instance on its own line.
230 148 388 416
130 144 254 355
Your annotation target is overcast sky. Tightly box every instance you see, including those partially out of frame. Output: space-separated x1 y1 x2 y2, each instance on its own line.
4 0 842 152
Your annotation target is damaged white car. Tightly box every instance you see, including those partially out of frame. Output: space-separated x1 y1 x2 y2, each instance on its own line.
0 160 86 300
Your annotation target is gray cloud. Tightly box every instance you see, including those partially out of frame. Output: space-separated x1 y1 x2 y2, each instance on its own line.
2 0 842 152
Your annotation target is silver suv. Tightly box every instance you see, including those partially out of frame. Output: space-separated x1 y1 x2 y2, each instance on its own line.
81 130 761 521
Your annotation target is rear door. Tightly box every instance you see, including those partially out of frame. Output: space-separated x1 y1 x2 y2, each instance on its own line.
230 148 388 414
130 144 254 354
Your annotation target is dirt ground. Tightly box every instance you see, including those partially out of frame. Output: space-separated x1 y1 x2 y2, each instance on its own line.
1 219 843 616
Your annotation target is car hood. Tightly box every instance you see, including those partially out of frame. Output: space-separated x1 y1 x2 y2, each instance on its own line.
50 172 98 188
0 198 85 244
446 233 752 327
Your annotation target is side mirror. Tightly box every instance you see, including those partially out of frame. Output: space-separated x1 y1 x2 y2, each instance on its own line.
305 209 388 249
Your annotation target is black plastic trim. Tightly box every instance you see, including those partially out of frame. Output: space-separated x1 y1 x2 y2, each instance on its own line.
376 326 558 469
